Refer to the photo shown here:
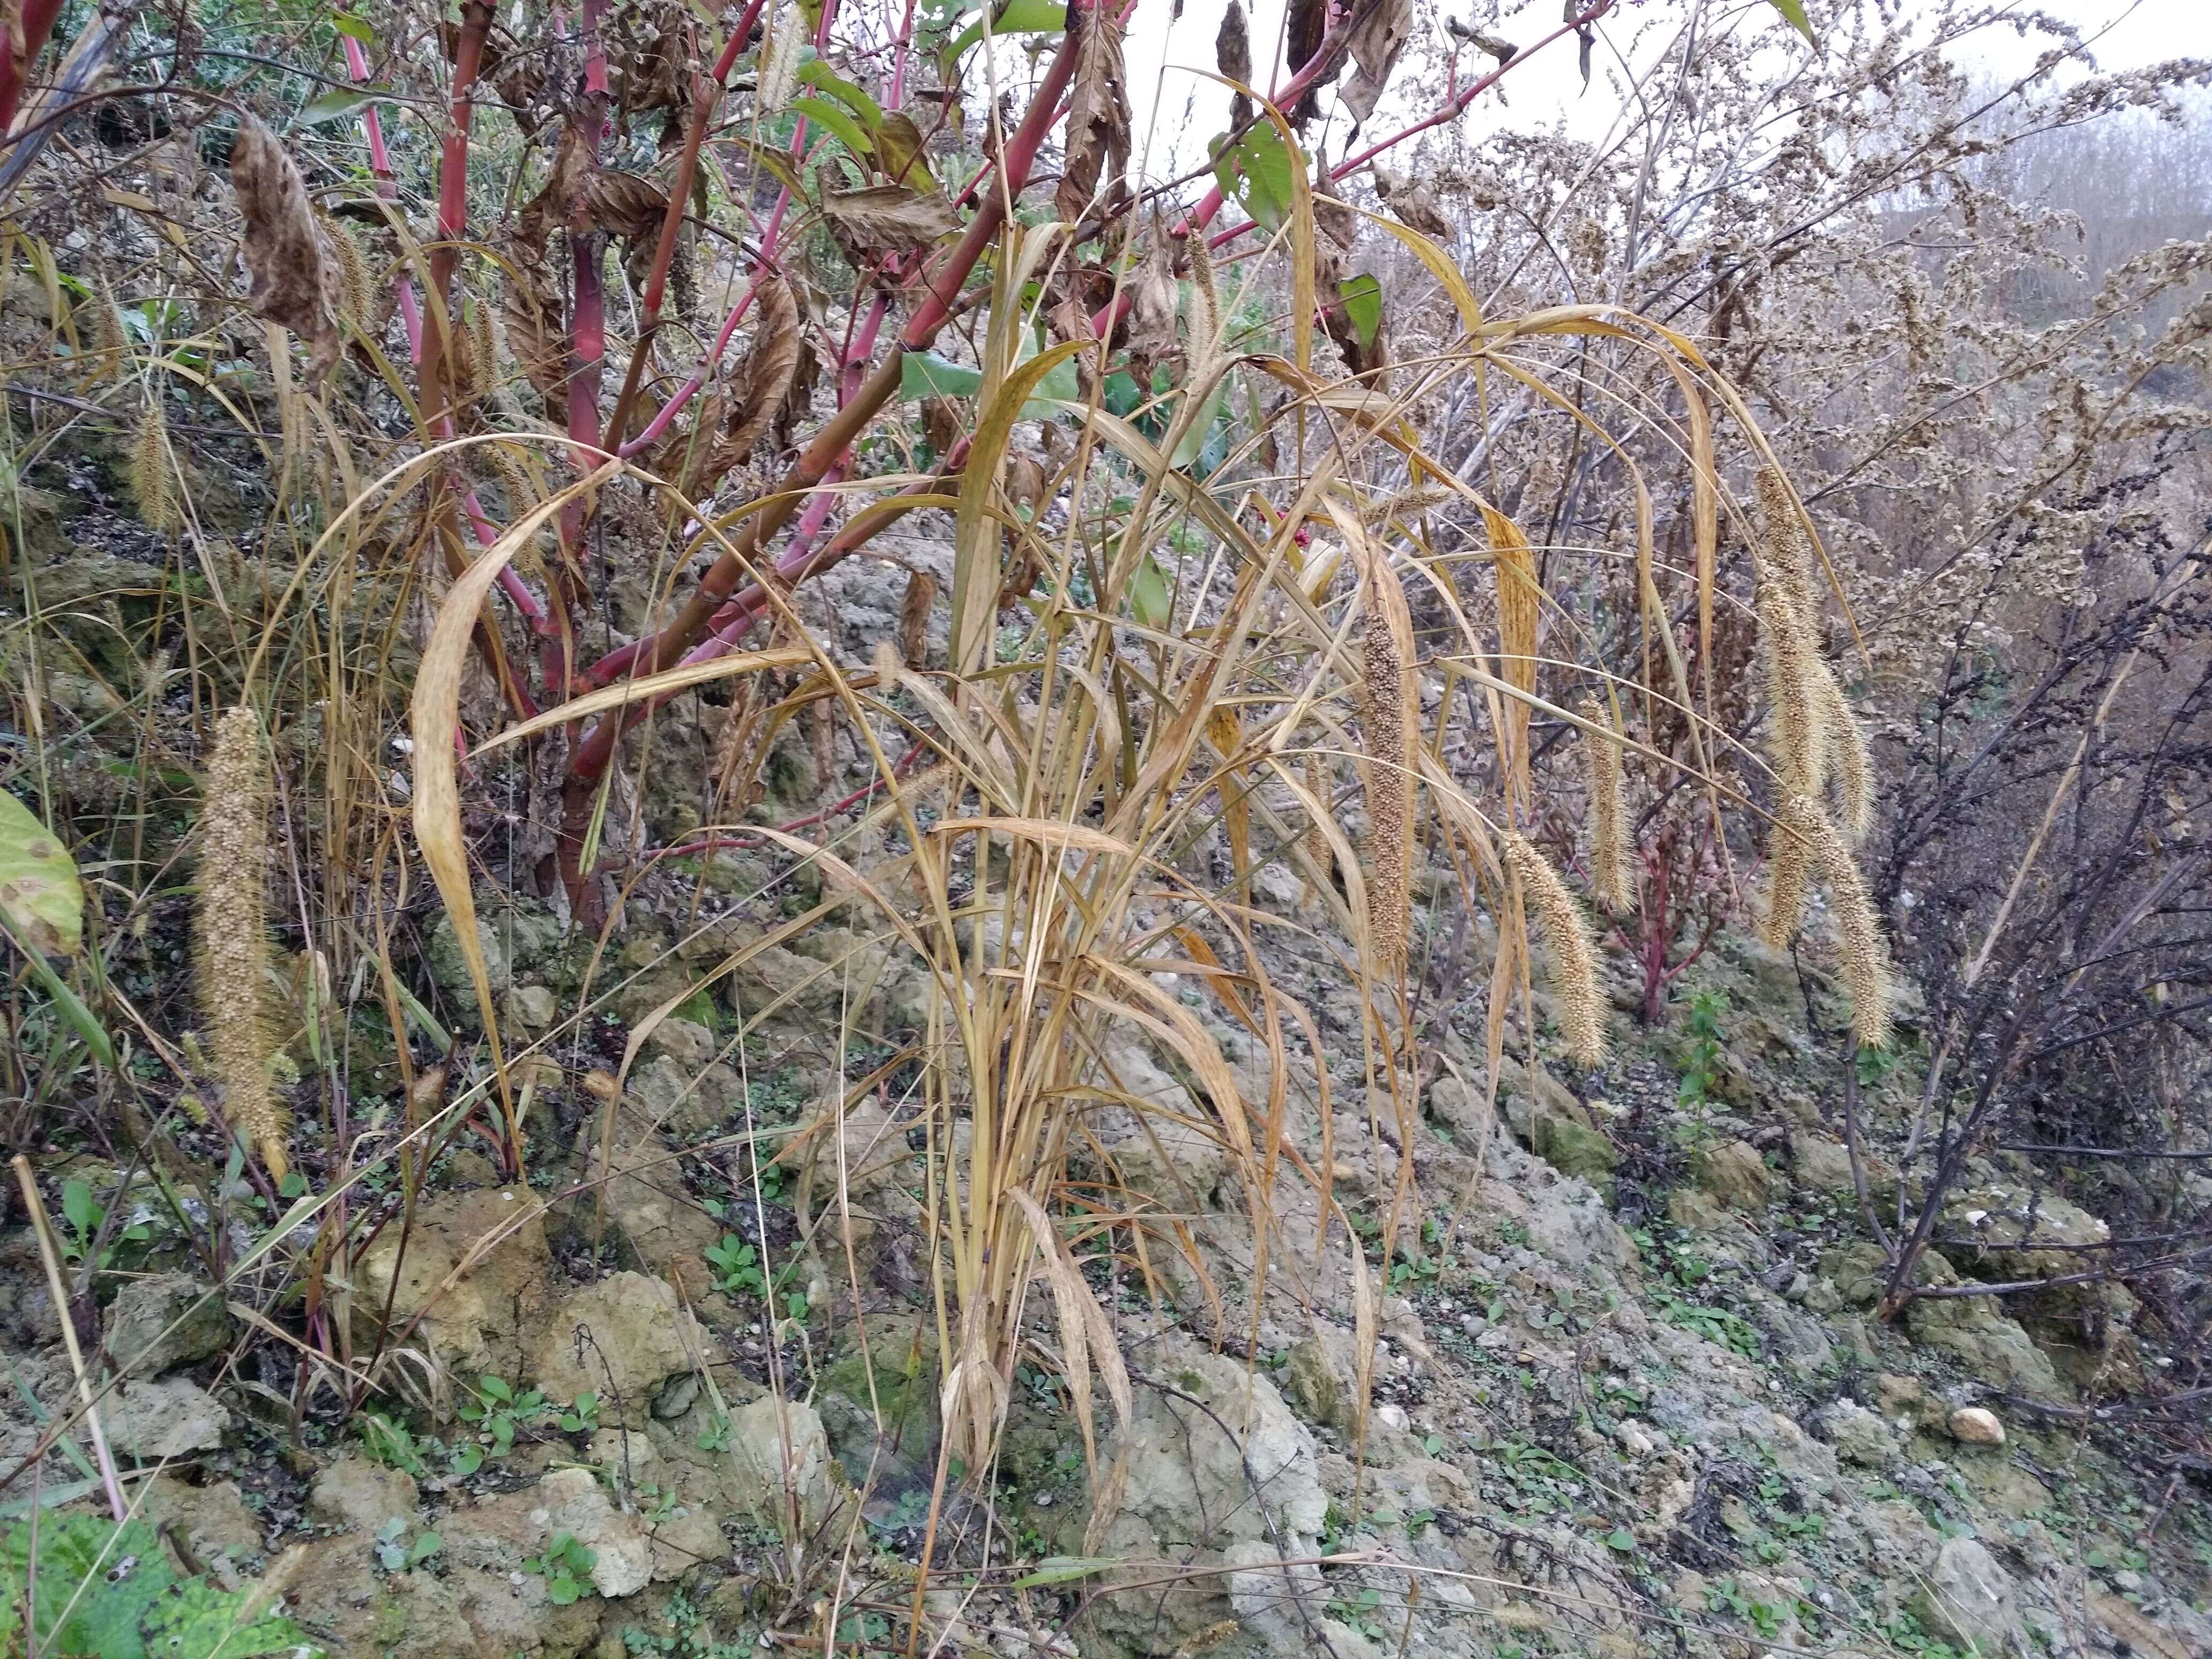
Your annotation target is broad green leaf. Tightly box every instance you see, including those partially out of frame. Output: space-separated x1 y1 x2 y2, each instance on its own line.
1170 374 1229 469
0 788 82 956
1130 552 1173 631
943 0 1066 64
903 342 1078 421
1219 122 1295 232
1339 274 1382 348
790 95 875 164
330 10 373 41
1765 0 1814 41
297 88 373 125
62 1178 94 1237
797 59 884 128
902 350 984 400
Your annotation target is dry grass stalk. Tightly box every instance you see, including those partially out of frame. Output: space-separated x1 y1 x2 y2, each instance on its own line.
1505 832 1605 1065
1361 554 1417 979
1301 744 1330 910
197 705 287 1179
1580 695 1631 913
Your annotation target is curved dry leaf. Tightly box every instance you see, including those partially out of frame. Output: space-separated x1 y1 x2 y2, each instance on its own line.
502 260 569 404
1056 1 1130 222
582 168 670 239
230 116 341 390
1340 0 1413 122
823 184 961 252
708 272 801 481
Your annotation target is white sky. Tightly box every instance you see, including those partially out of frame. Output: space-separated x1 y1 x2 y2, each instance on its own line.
1104 0 2180 185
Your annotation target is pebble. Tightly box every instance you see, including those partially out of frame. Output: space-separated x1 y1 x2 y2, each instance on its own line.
1947 1406 2006 1446
1377 1402 1410 1431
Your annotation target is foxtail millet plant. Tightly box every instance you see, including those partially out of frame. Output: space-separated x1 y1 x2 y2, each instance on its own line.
196 705 287 1180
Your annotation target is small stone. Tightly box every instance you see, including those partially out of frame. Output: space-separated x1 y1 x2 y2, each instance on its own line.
1615 1419 1655 1458
1947 1406 2006 1446
504 984 557 1031
1376 1402 1409 1431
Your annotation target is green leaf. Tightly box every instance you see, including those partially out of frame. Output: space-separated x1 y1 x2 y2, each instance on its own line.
1218 122 1294 232
1763 0 1814 41
0 789 83 956
789 95 875 165
943 0 1066 64
1129 552 1173 631
62 1178 94 1238
330 10 373 41
1170 375 1228 469
408 1531 443 1565
902 342 1077 422
796 60 884 129
1010 1556 1122 1588
296 88 373 125
902 350 984 400
1606 1527 1636 1551
1338 274 1382 348
2 1515 316 1658
479 1375 511 1401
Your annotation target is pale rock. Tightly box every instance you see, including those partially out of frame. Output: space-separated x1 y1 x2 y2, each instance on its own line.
1813 1399 1899 1468
642 1017 716 1067
528 1272 705 1422
1615 1419 1656 1459
104 1273 233 1377
722 1395 847 1537
1376 1401 1409 1431
531 1466 653 1598
355 1185 552 1380
1911 1537 2024 1656
309 1455 420 1532
103 1376 228 1460
1947 1406 2006 1446
1104 1342 1328 1550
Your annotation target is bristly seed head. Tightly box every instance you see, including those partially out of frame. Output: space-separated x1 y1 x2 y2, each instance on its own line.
196 705 287 1180
1505 832 1605 1066
1580 694 1631 913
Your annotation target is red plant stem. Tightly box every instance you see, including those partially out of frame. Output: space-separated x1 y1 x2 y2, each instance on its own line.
342 35 424 349
0 0 65 133
619 281 758 457
418 0 495 431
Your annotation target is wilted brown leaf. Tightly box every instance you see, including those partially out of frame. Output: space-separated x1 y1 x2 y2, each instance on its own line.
921 395 962 456
1056 1 1130 223
899 567 938 668
581 168 670 239
1373 163 1454 241
823 184 962 252
1339 0 1412 122
706 272 802 481
517 124 591 254
230 117 342 391
1123 222 1179 378
1284 0 1339 124
503 261 569 406
1216 0 1252 128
